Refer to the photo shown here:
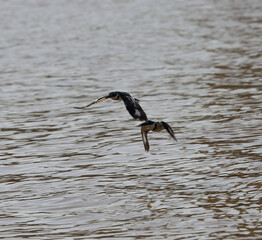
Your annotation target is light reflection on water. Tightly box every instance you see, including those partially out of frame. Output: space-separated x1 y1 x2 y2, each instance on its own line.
1 0 262 239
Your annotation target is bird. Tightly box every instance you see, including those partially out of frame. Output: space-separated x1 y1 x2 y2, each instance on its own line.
75 91 148 121
139 120 177 152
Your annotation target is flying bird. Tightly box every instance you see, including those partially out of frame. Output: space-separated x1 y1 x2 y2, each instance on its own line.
139 120 177 152
75 91 148 121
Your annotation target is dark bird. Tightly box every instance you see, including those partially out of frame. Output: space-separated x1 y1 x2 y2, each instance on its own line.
139 120 177 152
75 91 148 121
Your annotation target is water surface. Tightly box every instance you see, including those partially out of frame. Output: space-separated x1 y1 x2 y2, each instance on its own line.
1 0 262 239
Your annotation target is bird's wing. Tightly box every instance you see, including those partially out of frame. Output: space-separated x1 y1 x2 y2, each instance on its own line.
162 121 177 141
74 95 109 109
119 92 148 121
141 127 150 152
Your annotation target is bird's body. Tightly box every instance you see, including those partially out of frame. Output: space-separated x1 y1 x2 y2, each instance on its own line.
75 91 147 121
139 120 177 152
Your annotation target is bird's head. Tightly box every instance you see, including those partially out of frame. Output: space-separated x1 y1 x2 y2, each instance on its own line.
107 91 120 100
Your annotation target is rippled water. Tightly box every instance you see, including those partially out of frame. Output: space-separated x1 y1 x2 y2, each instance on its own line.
1 0 262 239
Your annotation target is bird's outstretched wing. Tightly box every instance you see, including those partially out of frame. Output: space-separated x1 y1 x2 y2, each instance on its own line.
141 128 150 152
74 95 109 109
139 121 156 152
161 121 177 141
119 92 148 121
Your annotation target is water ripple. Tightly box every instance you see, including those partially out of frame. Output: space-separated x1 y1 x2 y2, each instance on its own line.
1 0 262 239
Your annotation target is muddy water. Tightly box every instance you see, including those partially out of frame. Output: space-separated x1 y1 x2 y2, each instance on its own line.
1 0 262 239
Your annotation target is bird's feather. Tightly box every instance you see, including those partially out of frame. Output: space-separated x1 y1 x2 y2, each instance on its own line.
161 121 177 141
74 95 108 109
141 128 150 152
119 92 147 121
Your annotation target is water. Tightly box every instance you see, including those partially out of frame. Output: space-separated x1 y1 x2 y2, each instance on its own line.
1 0 262 239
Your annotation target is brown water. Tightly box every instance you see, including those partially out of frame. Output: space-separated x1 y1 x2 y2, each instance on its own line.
1 0 262 239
